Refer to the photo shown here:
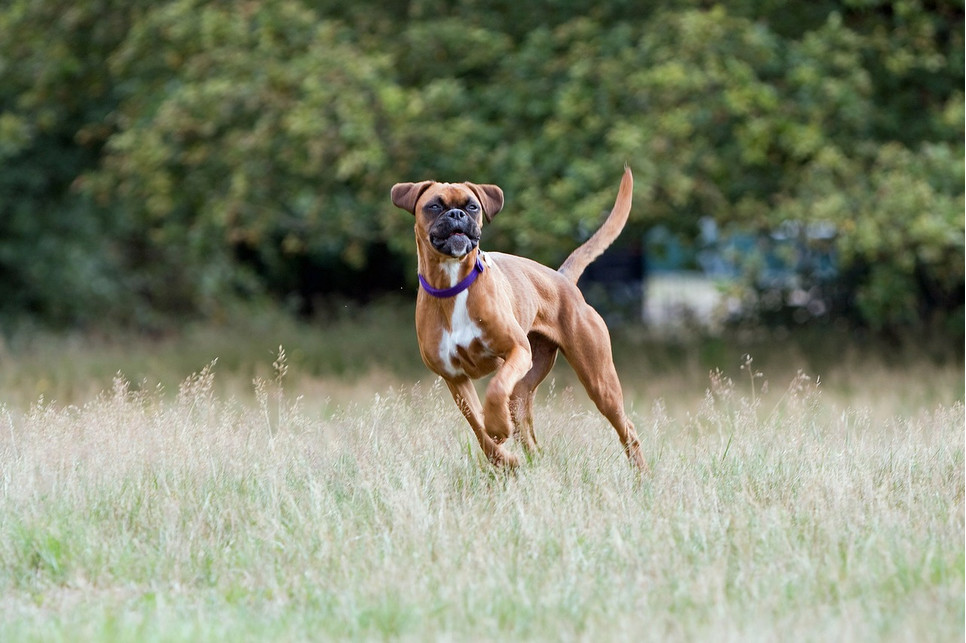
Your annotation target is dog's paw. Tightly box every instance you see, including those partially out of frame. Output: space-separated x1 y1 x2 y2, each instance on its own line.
485 424 511 445
489 448 520 469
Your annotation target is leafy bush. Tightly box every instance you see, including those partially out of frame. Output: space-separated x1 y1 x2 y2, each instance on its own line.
0 0 961 331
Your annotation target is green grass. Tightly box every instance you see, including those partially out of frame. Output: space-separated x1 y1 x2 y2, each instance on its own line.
0 314 963 641
0 300 425 409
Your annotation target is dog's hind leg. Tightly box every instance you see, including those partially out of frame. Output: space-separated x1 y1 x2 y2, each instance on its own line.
561 309 648 472
510 334 558 455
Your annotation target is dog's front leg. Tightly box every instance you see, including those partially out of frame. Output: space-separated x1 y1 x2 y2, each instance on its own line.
445 376 520 468
483 344 533 446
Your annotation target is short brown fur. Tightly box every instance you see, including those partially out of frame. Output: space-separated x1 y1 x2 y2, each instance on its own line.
391 167 646 470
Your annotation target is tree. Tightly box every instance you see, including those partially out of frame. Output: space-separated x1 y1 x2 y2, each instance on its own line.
0 0 152 325
88 0 408 315
0 0 961 331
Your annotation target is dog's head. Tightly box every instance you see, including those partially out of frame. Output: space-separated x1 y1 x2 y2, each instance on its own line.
391 181 504 259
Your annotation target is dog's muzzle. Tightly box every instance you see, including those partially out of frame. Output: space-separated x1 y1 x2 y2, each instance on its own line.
429 209 481 258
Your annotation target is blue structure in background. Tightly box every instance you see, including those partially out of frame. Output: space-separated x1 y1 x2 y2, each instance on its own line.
581 219 840 328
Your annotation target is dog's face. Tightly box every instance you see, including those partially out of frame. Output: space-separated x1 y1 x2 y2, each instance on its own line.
391 181 504 259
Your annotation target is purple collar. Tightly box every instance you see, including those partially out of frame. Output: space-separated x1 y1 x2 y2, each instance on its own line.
418 256 485 298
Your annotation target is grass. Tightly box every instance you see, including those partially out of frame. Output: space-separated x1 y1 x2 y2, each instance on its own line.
0 312 963 641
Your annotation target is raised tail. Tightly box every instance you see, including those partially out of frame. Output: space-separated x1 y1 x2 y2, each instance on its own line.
558 165 633 283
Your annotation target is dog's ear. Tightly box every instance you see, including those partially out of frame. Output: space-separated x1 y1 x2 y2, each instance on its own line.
465 183 504 223
391 181 434 215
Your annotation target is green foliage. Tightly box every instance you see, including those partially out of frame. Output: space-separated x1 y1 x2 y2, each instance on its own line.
91 0 405 313
0 0 151 325
0 0 961 330
782 142 964 328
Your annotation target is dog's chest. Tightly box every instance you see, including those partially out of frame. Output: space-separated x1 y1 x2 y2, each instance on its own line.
437 291 498 378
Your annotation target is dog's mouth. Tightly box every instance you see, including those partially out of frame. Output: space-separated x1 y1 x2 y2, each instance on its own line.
430 222 480 258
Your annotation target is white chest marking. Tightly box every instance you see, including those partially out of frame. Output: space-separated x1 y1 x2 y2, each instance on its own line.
435 261 487 377
439 290 484 377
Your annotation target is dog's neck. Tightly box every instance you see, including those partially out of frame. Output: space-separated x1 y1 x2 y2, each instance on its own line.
418 248 483 295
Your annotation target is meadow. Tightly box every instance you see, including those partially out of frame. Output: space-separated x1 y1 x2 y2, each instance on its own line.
0 304 962 641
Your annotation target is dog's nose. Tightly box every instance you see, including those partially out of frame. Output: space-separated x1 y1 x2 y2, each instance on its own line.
445 208 467 222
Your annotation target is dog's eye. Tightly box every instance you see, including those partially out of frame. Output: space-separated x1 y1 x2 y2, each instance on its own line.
426 203 442 213
466 203 479 212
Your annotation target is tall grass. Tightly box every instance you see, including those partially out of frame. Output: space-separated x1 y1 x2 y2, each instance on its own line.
1 302 961 418
0 345 962 641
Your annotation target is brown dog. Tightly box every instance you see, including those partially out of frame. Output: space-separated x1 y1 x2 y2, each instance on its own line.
391 167 646 470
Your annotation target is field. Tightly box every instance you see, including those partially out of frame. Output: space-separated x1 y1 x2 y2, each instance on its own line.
0 305 963 641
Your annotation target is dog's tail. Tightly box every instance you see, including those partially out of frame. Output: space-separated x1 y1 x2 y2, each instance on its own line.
558 165 633 283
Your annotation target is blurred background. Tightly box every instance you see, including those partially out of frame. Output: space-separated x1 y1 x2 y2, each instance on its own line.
0 1 962 365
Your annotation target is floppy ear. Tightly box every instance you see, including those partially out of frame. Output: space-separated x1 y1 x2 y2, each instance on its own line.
465 183 504 223
391 181 434 215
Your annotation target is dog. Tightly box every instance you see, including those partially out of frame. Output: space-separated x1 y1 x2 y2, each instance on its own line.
391 166 646 470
